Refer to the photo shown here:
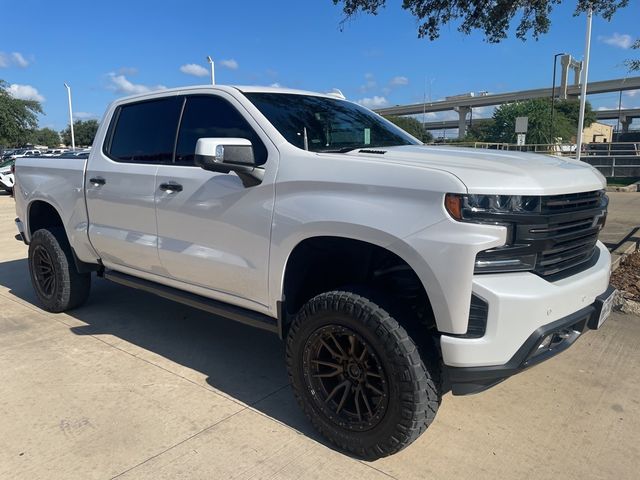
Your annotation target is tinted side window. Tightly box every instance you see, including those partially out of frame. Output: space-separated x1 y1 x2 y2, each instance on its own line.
108 97 182 163
175 95 267 165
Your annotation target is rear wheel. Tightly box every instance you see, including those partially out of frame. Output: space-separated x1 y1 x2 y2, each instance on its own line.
286 290 439 459
28 228 91 312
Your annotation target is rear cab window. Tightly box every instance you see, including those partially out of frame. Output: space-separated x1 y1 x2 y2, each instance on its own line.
105 97 183 163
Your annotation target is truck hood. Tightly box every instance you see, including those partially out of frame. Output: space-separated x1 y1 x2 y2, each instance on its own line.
350 145 606 195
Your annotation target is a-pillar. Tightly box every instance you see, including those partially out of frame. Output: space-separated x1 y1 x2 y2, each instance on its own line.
456 106 471 138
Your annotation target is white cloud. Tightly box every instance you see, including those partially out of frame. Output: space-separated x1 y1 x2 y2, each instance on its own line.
0 51 30 68
360 73 377 92
357 96 388 108
180 63 209 77
107 73 166 95
624 89 638 98
75 112 99 120
6 83 45 102
219 59 239 70
599 33 633 49
11 52 29 67
270 82 282 88
389 76 409 86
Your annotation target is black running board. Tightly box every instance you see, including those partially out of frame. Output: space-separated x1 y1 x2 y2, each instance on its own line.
104 270 279 334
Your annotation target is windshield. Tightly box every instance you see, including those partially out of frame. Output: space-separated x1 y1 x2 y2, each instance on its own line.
244 92 419 152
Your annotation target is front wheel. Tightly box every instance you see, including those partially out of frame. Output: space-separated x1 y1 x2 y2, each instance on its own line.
286 290 439 459
28 228 91 312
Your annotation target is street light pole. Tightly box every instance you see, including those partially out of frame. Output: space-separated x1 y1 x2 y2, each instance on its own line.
575 6 593 162
63 83 75 150
550 52 567 145
206 56 215 85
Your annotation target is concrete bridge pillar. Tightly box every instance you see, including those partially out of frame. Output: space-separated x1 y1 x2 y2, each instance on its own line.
620 116 631 133
456 106 471 138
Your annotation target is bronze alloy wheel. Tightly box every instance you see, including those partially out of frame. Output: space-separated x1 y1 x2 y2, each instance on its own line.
32 244 57 299
28 228 91 313
302 325 389 431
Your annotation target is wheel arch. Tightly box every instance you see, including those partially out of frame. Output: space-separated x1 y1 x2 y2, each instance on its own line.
27 199 98 273
277 232 442 342
27 199 65 238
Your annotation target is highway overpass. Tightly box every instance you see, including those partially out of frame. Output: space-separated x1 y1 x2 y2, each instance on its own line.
375 77 640 137
421 108 640 133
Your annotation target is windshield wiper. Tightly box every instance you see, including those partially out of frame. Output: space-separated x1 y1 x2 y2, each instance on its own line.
318 146 363 153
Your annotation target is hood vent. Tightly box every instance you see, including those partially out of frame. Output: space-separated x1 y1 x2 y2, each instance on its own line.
358 149 387 155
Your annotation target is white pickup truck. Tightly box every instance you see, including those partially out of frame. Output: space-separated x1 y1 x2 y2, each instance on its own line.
14 85 615 459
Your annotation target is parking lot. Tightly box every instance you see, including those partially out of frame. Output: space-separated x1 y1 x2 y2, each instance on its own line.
0 193 638 480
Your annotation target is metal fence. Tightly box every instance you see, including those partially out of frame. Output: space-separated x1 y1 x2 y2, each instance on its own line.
446 141 640 177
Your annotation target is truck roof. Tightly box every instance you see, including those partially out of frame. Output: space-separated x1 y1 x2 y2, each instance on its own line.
112 85 341 104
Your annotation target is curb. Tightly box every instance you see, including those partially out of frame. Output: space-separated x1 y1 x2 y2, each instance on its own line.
611 240 639 272
606 181 640 193
610 236 639 314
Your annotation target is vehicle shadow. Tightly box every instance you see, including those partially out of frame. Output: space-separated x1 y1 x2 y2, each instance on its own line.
0 258 330 447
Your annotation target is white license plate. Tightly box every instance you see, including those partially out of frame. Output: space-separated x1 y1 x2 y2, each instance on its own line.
597 291 615 328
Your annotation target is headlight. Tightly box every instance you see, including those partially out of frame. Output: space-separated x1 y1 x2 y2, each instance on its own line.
444 193 539 273
444 193 540 221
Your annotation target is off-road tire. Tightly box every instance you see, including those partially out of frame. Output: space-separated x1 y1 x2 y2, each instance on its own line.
28 228 91 312
286 290 439 459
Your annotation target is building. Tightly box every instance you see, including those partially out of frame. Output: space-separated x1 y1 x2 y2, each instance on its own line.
582 122 614 143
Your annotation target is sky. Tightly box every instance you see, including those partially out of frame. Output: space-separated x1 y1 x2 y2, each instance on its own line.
1 0 639 132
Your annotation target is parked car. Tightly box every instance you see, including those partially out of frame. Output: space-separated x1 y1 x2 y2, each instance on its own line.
8 148 42 159
0 157 14 193
42 149 69 157
1 149 18 160
13 85 615 459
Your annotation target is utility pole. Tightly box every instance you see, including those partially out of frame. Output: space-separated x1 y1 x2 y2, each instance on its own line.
206 56 215 85
63 83 75 150
575 6 592 162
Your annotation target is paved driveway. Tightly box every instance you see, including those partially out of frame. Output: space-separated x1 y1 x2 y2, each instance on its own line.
0 195 638 479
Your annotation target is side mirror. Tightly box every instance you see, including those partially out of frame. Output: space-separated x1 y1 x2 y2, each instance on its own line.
195 138 256 173
194 137 264 187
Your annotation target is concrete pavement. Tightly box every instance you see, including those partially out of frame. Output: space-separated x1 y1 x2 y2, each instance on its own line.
0 194 639 479
600 192 640 249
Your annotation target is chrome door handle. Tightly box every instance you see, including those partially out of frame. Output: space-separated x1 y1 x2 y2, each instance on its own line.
159 182 183 193
89 177 106 186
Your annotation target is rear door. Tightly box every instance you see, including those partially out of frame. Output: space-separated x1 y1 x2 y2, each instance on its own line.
86 96 182 273
154 93 276 307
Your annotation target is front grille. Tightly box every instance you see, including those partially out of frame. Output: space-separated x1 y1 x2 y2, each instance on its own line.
540 190 604 213
518 190 607 278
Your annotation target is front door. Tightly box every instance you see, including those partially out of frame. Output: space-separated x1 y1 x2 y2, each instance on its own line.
155 93 276 307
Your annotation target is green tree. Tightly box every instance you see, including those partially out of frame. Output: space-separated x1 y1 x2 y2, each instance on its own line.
61 119 99 147
553 99 596 130
30 128 61 147
488 98 593 144
383 115 434 142
333 1 628 42
463 119 495 142
0 79 43 147
625 39 640 71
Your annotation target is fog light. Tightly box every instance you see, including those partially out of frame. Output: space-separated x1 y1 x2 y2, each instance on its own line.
537 334 553 351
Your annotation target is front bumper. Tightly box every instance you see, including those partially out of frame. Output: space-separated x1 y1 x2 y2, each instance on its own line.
445 285 615 394
441 241 611 366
